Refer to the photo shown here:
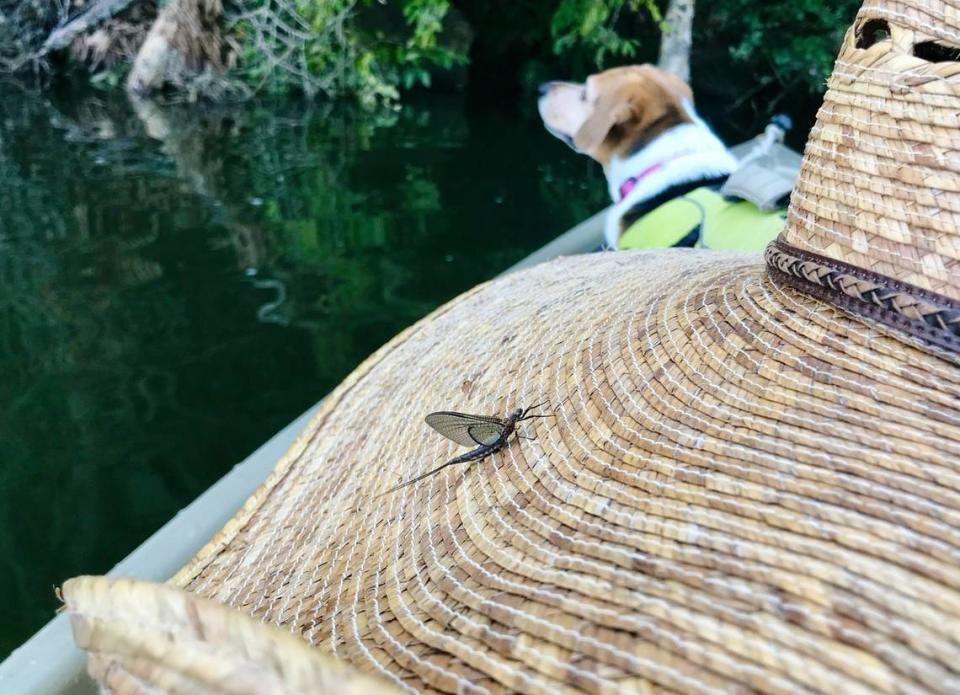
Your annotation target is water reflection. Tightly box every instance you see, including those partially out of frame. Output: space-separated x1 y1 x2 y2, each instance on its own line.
0 87 606 654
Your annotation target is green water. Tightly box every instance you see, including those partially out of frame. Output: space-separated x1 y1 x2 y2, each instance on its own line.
0 88 607 656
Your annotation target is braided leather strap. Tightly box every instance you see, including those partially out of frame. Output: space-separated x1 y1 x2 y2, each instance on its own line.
765 239 960 353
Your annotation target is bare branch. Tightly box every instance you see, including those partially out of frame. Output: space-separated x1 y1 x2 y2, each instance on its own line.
42 0 139 53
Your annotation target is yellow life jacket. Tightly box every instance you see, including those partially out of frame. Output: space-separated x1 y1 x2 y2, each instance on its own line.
618 187 786 252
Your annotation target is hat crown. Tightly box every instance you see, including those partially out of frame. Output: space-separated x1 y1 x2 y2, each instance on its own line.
777 0 960 305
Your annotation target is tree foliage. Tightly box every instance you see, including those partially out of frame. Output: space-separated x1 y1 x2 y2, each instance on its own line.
231 0 467 104
702 0 861 94
550 0 662 66
539 0 861 95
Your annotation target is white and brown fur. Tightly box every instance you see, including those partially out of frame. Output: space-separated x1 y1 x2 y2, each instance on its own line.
538 65 737 249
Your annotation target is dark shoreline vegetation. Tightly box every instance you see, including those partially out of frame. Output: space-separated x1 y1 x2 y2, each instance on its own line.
5 0 860 142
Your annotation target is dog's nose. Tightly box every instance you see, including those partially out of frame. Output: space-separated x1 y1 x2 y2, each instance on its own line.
538 82 552 98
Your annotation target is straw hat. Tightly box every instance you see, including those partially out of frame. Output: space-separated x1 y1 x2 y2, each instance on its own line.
63 1 960 692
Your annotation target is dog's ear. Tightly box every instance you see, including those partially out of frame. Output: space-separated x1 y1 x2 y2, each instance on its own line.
643 65 693 105
573 89 636 153
574 65 694 155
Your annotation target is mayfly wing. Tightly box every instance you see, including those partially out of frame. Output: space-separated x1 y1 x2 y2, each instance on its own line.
466 422 507 446
425 411 506 447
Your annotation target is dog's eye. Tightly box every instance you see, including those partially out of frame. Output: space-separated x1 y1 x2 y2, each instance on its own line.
580 88 586 102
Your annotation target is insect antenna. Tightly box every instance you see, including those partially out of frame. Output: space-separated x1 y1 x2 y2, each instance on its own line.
519 402 555 421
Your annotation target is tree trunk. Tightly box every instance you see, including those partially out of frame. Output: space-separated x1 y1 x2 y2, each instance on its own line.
657 0 695 83
126 0 227 97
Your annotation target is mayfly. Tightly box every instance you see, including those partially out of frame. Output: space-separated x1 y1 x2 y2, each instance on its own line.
378 404 550 496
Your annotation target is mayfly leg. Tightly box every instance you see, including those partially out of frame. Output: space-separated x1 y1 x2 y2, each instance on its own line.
518 402 554 421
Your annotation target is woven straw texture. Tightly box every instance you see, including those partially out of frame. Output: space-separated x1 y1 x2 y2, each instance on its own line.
61 575 401 694
782 0 960 300
69 247 960 693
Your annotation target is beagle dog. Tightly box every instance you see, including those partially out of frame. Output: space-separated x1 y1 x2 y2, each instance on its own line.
538 65 746 250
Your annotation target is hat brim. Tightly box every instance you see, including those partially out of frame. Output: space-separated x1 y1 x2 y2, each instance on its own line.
67 249 960 693
61 575 402 693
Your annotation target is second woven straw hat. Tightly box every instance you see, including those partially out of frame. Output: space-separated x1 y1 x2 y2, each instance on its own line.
63 0 960 692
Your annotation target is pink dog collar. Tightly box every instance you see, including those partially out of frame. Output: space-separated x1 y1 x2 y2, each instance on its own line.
618 162 665 200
